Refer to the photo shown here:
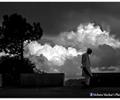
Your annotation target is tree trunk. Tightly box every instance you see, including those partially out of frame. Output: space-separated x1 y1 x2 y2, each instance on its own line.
21 39 23 61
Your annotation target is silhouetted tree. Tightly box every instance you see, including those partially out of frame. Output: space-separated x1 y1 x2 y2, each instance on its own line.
0 13 43 86
0 13 43 60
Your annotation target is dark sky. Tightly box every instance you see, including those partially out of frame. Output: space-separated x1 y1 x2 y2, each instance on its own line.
1 2 120 37
1 2 120 73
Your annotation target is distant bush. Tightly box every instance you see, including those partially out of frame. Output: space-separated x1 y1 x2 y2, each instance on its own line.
0 56 35 73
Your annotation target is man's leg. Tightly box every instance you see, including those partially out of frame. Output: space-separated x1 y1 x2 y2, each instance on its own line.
85 77 90 86
81 77 90 87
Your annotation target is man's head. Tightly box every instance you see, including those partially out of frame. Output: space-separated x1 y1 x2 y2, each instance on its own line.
87 48 92 55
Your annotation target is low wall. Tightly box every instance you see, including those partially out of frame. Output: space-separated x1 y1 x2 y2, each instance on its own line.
20 73 65 87
2 73 20 87
90 73 120 87
2 73 120 87
0 74 2 87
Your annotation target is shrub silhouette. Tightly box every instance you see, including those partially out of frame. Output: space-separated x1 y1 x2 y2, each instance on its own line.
0 13 43 73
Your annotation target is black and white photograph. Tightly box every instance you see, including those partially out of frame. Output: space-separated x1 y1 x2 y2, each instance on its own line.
0 2 120 98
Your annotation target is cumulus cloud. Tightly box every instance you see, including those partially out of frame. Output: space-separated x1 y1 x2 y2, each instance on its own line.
91 66 120 73
24 42 83 78
24 41 84 66
55 23 120 49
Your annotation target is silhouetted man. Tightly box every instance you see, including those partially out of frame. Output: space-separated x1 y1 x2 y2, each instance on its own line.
81 48 93 87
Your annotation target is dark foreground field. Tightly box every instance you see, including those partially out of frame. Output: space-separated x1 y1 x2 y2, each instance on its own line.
0 86 120 98
0 73 120 98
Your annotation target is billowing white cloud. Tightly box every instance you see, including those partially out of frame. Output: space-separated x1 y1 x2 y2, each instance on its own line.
55 23 120 49
24 41 84 66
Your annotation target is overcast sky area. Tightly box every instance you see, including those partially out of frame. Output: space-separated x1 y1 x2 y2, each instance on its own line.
1 2 120 79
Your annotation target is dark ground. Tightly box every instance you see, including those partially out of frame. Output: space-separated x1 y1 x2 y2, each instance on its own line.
0 73 120 98
0 86 120 98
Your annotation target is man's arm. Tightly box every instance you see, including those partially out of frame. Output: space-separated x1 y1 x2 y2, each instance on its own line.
83 67 92 77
